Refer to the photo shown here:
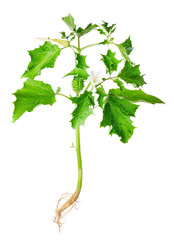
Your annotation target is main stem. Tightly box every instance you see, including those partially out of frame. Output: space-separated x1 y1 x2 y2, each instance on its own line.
75 126 82 193
54 37 83 230
76 36 83 194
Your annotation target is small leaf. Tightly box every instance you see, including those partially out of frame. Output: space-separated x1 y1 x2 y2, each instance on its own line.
101 21 116 34
116 43 132 64
75 53 89 69
22 42 61 79
101 50 122 74
109 88 164 104
113 78 125 90
37 38 69 47
12 79 56 122
56 86 61 94
118 61 146 87
101 90 139 143
118 36 133 55
62 13 76 31
96 86 107 108
65 53 89 80
70 91 95 129
60 32 75 42
76 23 98 37
97 28 107 36
64 67 89 80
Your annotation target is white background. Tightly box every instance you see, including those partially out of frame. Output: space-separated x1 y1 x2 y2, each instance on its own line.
0 0 173 239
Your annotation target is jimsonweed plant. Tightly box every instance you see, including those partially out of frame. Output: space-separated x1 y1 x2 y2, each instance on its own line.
12 14 164 230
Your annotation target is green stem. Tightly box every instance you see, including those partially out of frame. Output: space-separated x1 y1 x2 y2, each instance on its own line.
83 82 91 92
75 38 83 194
81 42 100 51
57 93 70 100
75 127 82 192
78 37 81 53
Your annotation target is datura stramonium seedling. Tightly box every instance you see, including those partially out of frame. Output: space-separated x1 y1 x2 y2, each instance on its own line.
12 13 164 231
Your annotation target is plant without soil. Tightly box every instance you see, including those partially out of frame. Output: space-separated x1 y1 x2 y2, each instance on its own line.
12 13 164 231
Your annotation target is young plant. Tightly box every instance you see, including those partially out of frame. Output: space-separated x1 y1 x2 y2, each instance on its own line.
12 14 164 230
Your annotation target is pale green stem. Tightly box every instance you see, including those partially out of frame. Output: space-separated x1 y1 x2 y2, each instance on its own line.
75 127 82 192
57 93 70 100
81 42 100 51
75 38 83 194
83 82 91 92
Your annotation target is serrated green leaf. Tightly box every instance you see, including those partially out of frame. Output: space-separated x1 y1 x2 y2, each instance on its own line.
70 91 95 129
97 28 107 36
22 42 61 79
65 53 89 80
62 13 76 31
76 23 98 37
64 67 89 79
109 88 164 104
60 32 75 42
101 21 116 34
12 79 56 122
96 86 107 108
101 50 122 74
113 78 125 90
118 61 146 87
118 36 133 55
75 53 89 69
116 43 132 64
101 91 139 143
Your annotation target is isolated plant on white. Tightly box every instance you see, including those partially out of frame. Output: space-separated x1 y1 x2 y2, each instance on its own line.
12 13 164 231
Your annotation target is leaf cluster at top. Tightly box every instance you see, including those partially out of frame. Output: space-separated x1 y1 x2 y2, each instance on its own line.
12 13 164 144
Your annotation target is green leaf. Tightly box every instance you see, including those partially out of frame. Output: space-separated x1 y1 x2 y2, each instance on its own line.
62 13 76 31
113 78 125 90
118 61 146 87
12 79 56 122
118 36 133 55
101 50 122 74
116 43 132 64
70 91 95 129
109 88 164 104
22 42 61 79
65 53 89 80
76 23 98 37
101 91 139 143
101 21 116 34
65 67 89 79
75 53 89 69
96 86 107 108
97 28 107 36
60 31 75 42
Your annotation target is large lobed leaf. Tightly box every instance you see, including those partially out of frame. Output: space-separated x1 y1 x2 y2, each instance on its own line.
101 90 139 143
70 91 95 129
22 42 61 79
12 78 56 122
